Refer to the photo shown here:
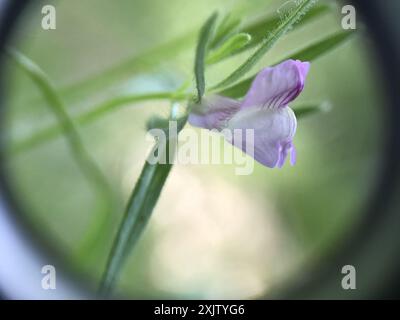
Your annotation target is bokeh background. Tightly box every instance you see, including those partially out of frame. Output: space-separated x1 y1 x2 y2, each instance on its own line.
1 0 385 298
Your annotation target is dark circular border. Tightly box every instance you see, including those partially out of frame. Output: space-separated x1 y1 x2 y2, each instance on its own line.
0 0 92 299
283 0 400 299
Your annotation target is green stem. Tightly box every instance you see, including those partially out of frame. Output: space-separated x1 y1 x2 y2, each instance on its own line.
99 10 217 295
195 12 218 101
211 0 317 90
7 48 115 260
99 141 175 296
217 30 354 99
10 91 188 155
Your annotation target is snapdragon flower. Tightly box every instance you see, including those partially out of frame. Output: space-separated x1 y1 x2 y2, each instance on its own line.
189 59 310 168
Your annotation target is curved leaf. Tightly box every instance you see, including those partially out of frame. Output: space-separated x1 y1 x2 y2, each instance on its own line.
11 91 187 155
294 102 332 119
218 30 354 99
211 0 318 90
210 13 241 48
7 48 115 262
207 33 251 65
195 12 218 101
238 3 330 53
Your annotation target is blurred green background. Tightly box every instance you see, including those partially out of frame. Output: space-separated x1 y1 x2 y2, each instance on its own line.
2 0 384 298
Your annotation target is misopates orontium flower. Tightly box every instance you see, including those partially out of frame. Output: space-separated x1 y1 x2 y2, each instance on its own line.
189 59 310 168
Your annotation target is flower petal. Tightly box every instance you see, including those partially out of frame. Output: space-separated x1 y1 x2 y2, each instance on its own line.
276 140 295 168
290 144 297 166
188 95 241 130
227 106 297 168
241 59 310 110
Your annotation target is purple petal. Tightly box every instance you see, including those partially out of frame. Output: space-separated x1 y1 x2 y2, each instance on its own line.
290 144 297 166
188 95 241 130
276 140 295 168
241 59 310 110
227 106 297 168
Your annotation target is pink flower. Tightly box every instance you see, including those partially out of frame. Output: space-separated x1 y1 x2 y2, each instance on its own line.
189 59 310 168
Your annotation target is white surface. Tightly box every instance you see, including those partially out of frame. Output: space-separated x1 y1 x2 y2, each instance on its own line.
0 192 88 299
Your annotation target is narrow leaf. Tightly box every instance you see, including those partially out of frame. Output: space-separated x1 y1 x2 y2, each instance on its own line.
217 77 253 99
11 91 187 155
207 33 251 65
99 12 222 295
211 0 318 90
294 102 332 119
210 13 241 49
218 30 354 99
238 3 330 53
146 114 187 135
61 31 196 104
7 48 115 261
195 12 218 101
100 112 187 296
100 150 173 295
279 30 354 62
14 4 328 152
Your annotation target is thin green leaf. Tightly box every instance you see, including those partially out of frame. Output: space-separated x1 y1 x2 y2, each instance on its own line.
12 30 196 127
146 114 187 135
99 151 173 295
211 0 318 90
206 33 251 65
217 77 252 99
99 111 187 296
238 3 330 53
61 32 196 103
99 12 222 296
279 30 354 62
210 13 241 49
195 12 218 101
201 3 330 67
146 115 169 131
99 13 222 295
10 91 187 155
79 93 185 125
218 30 354 99
294 102 332 119
7 48 115 262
